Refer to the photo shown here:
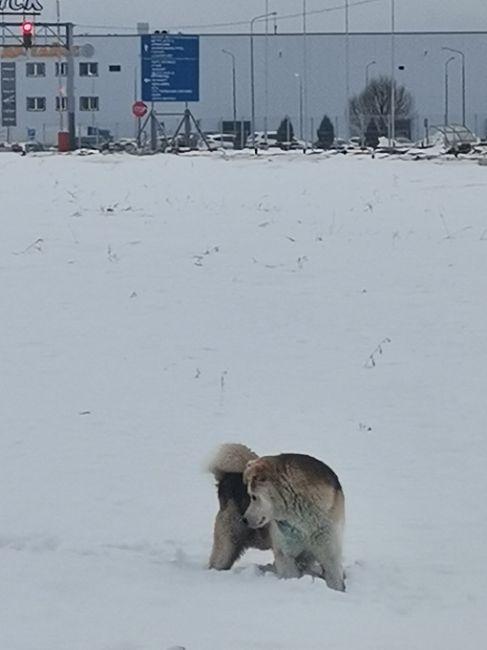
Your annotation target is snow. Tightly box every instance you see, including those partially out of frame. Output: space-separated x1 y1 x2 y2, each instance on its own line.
1 150 486 650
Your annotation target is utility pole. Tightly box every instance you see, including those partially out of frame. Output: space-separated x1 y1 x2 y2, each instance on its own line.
345 0 350 139
264 0 269 147
55 0 64 131
250 10 276 152
389 0 396 147
302 0 309 148
65 22 76 150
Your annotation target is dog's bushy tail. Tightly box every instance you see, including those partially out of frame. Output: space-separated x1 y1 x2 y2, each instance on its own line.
208 443 258 481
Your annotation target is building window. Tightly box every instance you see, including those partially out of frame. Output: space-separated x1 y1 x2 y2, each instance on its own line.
108 64 121 72
79 62 98 77
26 62 46 77
55 61 67 77
26 96 46 111
79 96 99 111
55 96 68 111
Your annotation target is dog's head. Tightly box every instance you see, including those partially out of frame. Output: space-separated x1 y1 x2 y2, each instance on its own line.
242 458 275 529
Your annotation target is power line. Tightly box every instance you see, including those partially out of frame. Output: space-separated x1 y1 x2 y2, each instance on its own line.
76 0 383 33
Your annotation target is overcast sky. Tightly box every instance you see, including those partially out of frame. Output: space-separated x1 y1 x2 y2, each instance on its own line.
37 0 487 33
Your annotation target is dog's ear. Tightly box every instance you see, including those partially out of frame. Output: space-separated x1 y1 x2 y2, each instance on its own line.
245 458 270 488
243 459 257 485
254 460 269 483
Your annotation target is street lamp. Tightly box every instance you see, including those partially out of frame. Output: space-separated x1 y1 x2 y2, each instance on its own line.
302 0 309 148
442 46 466 126
365 60 376 87
250 10 277 152
222 49 237 139
444 56 455 126
264 0 269 146
345 0 350 138
389 0 396 147
295 73 304 140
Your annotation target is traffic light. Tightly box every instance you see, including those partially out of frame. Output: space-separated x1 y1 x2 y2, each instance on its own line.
21 21 34 49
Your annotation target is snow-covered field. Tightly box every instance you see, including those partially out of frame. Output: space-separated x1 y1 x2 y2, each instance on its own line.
1 150 486 650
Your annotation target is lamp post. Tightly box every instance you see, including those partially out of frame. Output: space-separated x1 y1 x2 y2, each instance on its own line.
389 0 396 147
302 0 309 148
222 49 237 138
345 0 350 138
250 10 277 152
442 46 465 126
264 0 269 146
444 56 455 126
295 73 304 140
365 60 376 87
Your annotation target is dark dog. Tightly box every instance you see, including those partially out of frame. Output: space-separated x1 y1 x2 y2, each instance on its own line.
208 444 271 570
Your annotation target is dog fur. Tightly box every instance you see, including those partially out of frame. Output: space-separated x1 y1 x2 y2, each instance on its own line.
208 443 271 570
243 453 346 591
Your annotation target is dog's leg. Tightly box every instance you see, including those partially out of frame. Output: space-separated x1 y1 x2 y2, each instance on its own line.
209 504 248 570
321 560 345 592
273 548 302 578
268 522 302 579
313 534 345 592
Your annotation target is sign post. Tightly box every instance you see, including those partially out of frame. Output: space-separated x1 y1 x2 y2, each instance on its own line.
141 34 199 103
138 33 210 151
132 100 148 118
132 100 148 147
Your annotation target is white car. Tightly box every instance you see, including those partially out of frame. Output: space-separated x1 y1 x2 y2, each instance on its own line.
199 133 235 150
245 131 279 149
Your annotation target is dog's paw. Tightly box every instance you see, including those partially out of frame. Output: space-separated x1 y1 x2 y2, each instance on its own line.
256 562 276 575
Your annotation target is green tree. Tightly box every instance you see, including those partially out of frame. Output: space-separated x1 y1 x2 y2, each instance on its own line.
316 114 335 149
276 116 294 144
364 119 379 148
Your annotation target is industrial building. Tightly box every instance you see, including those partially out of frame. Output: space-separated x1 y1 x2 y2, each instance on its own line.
1 24 487 145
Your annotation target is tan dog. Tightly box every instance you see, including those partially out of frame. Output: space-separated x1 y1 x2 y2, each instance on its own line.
243 453 346 591
208 443 271 570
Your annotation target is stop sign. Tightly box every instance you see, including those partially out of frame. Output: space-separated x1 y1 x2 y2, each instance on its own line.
132 100 148 118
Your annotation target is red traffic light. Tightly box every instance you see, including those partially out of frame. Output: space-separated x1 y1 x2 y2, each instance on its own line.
21 21 34 48
22 21 34 34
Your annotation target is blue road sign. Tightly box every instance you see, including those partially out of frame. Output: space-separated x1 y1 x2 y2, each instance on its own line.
141 34 199 103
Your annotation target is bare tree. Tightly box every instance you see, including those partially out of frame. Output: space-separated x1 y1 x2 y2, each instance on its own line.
349 75 414 139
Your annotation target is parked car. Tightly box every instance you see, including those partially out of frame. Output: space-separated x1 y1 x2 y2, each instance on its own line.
348 136 362 147
330 137 349 150
245 131 279 149
199 133 235 150
285 138 307 150
11 141 45 153
394 136 414 147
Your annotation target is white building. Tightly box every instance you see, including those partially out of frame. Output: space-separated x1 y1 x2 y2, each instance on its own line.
1 28 487 145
